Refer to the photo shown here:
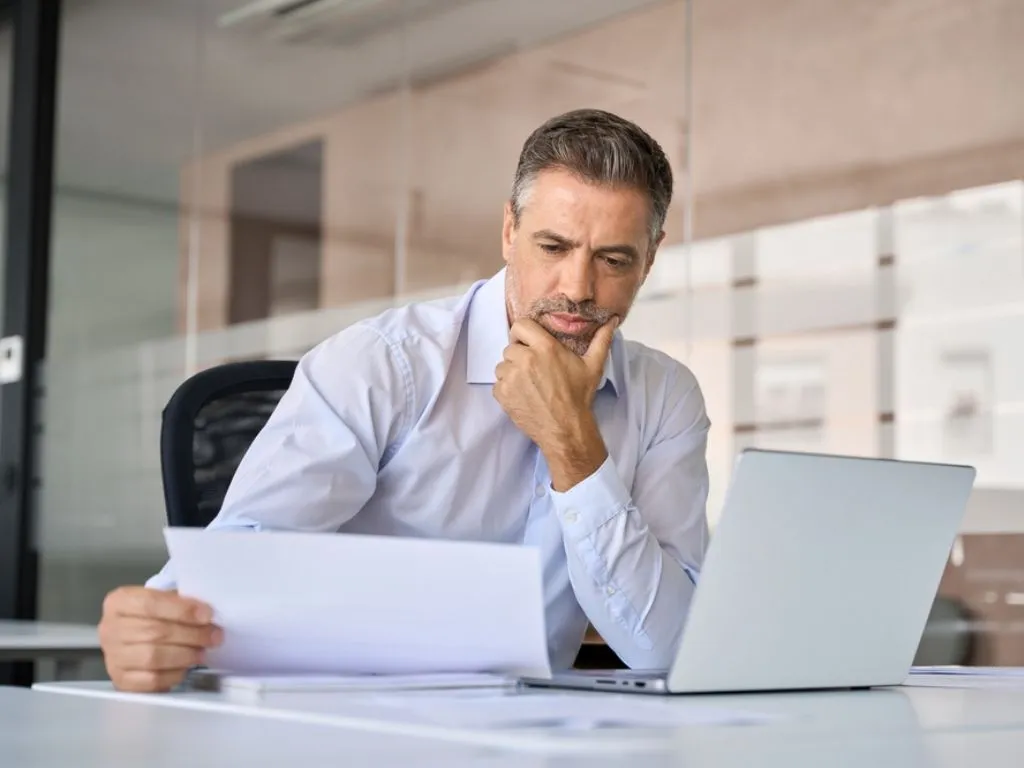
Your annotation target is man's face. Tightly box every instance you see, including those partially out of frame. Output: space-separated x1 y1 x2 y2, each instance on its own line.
502 168 661 356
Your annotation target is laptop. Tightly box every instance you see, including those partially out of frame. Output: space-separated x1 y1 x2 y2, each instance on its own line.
521 449 976 695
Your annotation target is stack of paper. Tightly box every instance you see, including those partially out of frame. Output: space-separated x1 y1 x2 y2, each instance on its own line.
209 672 515 704
905 666 1024 688
165 528 552 680
909 665 1024 676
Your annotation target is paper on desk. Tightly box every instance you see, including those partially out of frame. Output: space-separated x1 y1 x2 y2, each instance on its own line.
367 689 781 730
909 666 1024 676
215 672 515 704
164 528 551 679
905 666 1024 689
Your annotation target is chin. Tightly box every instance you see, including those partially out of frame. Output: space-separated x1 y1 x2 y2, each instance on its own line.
550 331 591 357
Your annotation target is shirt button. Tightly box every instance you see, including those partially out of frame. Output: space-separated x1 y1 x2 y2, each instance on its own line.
535 483 546 498
564 509 579 524
606 585 617 596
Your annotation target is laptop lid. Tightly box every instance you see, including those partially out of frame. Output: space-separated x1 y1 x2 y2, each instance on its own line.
667 449 975 693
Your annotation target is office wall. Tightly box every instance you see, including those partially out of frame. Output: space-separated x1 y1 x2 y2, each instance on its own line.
179 0 1024 332
20 0 1024 671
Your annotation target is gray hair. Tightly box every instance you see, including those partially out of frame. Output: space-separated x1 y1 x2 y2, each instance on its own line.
509 108 673 244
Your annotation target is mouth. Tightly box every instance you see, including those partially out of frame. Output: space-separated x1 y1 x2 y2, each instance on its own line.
545 313 597 335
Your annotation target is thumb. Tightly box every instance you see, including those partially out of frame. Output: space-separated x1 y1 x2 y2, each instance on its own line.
584 317 618 374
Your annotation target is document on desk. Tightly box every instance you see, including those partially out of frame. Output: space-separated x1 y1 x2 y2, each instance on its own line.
905 666 1024 689
164 528 551 679
909 666 1024 676
212 672 515 704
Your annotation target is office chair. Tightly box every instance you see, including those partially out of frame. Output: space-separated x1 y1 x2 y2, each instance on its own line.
160 360 297 528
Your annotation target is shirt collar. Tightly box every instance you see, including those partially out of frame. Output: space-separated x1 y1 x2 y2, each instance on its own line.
465 267 620 395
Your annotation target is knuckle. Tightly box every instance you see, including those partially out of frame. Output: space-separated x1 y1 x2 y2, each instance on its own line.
139 645 162 669
102 587 127 616
136 671 160 691
140 620 169 644
109 668 131 691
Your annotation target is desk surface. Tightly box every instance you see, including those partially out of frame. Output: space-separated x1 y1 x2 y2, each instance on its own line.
12 678 1024 766
0 620 99 651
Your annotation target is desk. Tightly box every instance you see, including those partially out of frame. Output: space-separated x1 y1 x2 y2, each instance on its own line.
0 620 101 679
12 678 1024 765
2 686 495 768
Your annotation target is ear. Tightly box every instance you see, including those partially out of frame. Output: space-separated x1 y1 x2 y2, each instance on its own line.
501 201 517 265
642 230 665 283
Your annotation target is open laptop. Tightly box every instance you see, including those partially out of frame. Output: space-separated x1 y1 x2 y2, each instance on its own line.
522 449 975 695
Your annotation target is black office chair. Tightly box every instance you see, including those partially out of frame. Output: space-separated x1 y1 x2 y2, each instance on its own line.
160 360 297 528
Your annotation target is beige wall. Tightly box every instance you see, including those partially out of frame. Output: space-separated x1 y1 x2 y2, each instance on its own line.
178 0 1023 331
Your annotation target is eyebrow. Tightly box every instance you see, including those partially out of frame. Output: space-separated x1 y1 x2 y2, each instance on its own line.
532 230 640 262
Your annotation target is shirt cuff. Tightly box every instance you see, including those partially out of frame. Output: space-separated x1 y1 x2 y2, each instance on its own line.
548 456 631 541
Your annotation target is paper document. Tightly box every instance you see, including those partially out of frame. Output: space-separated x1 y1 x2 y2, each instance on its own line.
909 666 1024 676
164 528 551 679
367 689 781 730
211 672 514 704
905 666 1024 689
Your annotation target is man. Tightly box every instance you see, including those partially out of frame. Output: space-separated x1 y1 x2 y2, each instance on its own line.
98 108 711 693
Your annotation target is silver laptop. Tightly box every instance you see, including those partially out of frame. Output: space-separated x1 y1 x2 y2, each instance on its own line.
522 449 975 695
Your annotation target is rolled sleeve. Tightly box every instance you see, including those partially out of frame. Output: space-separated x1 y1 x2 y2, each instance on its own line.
548 362 710 670
549 456 630 541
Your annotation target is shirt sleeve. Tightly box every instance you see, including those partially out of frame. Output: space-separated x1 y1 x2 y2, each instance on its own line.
548 368 710 670
146 322 413 590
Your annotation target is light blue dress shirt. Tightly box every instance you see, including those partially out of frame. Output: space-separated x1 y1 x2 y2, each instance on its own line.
149 268 711 670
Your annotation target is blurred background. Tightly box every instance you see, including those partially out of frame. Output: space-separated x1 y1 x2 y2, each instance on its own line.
0 0 1021 677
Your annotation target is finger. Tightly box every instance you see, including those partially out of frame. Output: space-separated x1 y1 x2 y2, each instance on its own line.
112 616 223 648
583 317 619 374
509 318 553 348
501 343 529 364
114 668 189 693
107 586 213 626
115 643 205 672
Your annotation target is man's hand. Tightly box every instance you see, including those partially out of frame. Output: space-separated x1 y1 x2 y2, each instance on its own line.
98 586 222 693
493 317 617 491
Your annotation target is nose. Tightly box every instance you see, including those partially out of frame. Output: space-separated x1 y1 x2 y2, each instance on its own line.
559 252 595 304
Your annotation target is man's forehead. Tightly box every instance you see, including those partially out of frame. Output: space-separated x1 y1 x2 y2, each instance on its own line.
521 188 648 238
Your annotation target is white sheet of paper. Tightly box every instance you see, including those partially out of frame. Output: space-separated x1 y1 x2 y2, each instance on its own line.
905 667 1024 689
164 528 551 679
216 672 515 704
366 690 780 729
909 666 1024 676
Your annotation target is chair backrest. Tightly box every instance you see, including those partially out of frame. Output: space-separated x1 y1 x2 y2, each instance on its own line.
160 360 297 528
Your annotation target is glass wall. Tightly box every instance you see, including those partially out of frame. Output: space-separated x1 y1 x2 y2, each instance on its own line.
33 0 694 678
31 0 1024 677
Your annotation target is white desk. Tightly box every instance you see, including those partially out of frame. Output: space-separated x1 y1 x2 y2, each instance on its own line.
15 678 1024 765
2 686 502 768
0 620 101 679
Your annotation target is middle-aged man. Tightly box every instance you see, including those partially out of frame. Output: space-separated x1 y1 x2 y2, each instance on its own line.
98 108 711 693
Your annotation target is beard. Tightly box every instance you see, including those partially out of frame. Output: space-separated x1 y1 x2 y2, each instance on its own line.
526 296 615 356
504 264 617 356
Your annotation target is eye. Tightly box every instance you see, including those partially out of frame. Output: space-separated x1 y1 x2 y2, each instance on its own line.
540 243 563 254
603 255 628 269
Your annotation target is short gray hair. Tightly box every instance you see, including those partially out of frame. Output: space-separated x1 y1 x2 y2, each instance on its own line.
509 108 673 244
